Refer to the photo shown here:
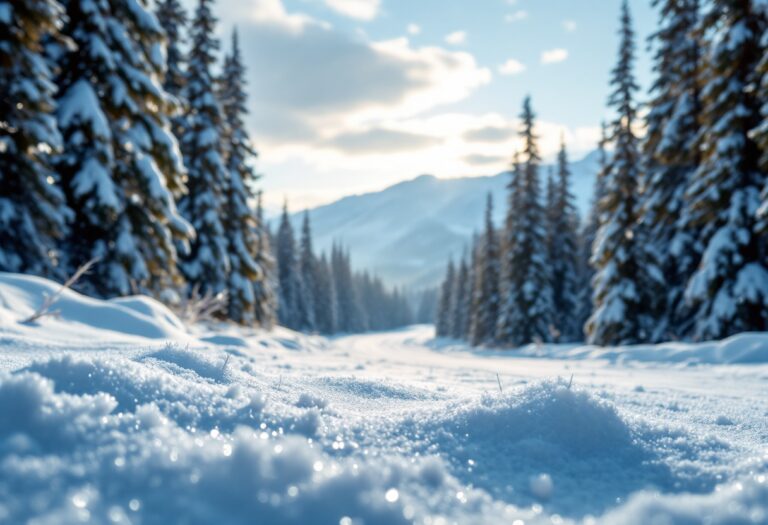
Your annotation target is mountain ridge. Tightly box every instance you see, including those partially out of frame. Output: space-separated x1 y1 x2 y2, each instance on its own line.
290 151 601 289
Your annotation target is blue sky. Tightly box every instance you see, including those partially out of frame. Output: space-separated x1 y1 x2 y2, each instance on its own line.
202 0 657 210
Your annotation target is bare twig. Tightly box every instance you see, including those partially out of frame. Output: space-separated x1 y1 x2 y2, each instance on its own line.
21 257 99 324
177 284 229 324
496 373 503 393
567 374 574 390
220 354 231 376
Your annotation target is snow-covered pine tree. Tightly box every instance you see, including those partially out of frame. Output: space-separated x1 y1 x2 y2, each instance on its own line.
253 191 277 328
463 236 478 339
314 253 337 334
55 0 192 298
332 245 367 333
217 29 269 324
358 272 384 330
177 0 229 300
449 254 470 340
469 194 500 346
642 0 702 339
298 212 317 332
495 154 520 344
577 123 609 334
154 0 187 138
547 137 581 342
276 204 302 329
416 288 438 324
682 0 768 340
436 259 455 338
0 0 72 277
587 0 663 345
545 167 557 243
496 96 553 346
754 2 768 233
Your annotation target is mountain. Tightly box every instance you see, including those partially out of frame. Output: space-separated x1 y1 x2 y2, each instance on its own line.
294 150 601 289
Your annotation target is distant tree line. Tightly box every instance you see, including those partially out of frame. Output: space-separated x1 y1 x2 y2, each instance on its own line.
0 0 415 335
273 208 413 334
438 0 768 347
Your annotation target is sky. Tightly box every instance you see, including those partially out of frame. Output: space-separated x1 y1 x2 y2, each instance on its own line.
186 0 657 211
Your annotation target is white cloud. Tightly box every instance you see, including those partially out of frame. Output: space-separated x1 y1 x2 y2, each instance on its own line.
325 128 441 155
445 31 467 45
505 10 528 22
323 0 380 20
211 0 593 211
541 48 569 64
407 23 421 35
562 19 577 32
261 111 602 210
498 58 526 76
232 4 490 156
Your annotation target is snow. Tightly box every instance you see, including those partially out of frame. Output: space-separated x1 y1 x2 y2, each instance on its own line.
1 273 767 524
57 80 111 141
0 273 186 342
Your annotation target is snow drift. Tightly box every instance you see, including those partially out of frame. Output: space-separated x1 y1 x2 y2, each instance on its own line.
516 334 768 364
0 273 766 524
0 272 188 342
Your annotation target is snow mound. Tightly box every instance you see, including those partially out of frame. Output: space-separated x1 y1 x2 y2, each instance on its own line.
465 381 634 455
0 272 188 342
412 381 677 517
0 362 514 525
601 475 768 525
517 332 768 364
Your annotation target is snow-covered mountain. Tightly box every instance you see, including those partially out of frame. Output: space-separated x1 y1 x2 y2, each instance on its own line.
297 151 601 289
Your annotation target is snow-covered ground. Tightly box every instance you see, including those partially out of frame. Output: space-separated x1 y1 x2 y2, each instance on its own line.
1 273 767 524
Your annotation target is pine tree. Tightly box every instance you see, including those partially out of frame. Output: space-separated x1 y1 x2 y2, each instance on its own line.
545 167 557 242
469 194 500 346
177 0 229 299
416 288 438 324
332 245 366 333
495 155 520 344
155 0 186 135
359 272 384 330
450 254 470 339
587 1 663 345
55 0 192 298
298 212 317 331
754 2 768 232
547 137 581 341
0 0 72 277
577 123 609 334
314 253 337 334
436 260 455 338
496 96 553 346
276 204 302 329
682 0 768 340
642 0 702 338
253 192 277 328
218 29 271 325
462 236 478 339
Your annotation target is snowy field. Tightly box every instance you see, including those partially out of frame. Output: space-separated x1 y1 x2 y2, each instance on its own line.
1 273 767 525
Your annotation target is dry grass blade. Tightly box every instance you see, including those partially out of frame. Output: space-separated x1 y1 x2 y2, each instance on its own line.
21 257 100 324
177 285 229 324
